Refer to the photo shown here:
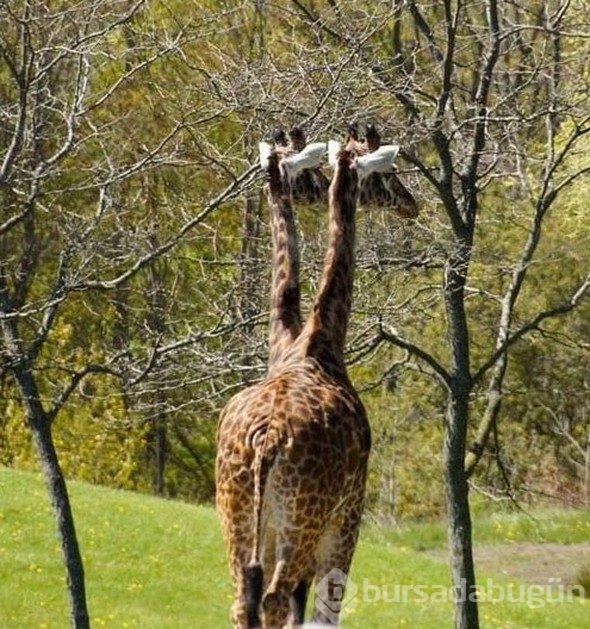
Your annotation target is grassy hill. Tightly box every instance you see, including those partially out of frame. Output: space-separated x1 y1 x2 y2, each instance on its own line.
1 466 588 628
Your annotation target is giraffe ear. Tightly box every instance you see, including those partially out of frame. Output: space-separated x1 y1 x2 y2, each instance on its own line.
328 140 341 168
259 142 273 170
281 142 327 179
355 144 400 180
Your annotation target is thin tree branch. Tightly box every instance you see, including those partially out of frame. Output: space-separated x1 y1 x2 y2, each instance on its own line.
73 162 261 291
378 322 451 389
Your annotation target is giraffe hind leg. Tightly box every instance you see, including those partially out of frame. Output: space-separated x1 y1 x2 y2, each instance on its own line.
291 578 311 625
262 535 317 627
312 500 364 624
260 526 310 625
216 483 258 628
262 559 292 628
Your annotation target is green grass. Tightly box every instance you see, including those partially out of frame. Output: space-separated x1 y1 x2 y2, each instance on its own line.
369 502 590 551
1 466 588 628
0 467 229 628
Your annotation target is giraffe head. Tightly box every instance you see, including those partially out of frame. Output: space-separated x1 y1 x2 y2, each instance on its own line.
346 120 360 141
344 121 365 155
338 122 420 218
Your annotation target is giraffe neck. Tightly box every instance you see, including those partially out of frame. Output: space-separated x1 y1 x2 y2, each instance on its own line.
299 151 358 372
266 154 302 373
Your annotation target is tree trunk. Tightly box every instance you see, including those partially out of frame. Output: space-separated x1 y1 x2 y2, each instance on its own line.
443 239 479 629
444 390 479 629
31 418 90 628
152 398 167 495
1 281 89 628
15 364 89 628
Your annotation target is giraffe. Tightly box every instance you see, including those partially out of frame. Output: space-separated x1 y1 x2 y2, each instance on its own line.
215 136 325 624
216 142 371 628
345 122 419 218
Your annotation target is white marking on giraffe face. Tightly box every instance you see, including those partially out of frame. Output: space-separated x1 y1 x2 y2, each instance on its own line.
281 142 328 182
355 144 400 182
327 140 342 167
259 141 273 169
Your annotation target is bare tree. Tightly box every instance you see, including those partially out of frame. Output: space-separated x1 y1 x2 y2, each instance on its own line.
376 3 588 627
0 1 258 624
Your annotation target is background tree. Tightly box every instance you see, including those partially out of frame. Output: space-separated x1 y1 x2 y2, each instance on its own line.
0 1 258 623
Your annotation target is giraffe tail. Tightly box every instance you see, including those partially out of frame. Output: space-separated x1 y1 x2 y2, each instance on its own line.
245 562 263 627
245 443 266 627
246 421 280 627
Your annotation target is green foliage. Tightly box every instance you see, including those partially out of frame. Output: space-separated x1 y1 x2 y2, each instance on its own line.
2 383 149 491
570 565 590 598
361 368 447 522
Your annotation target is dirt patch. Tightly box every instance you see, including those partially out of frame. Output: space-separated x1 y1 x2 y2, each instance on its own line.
427 543 590 586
